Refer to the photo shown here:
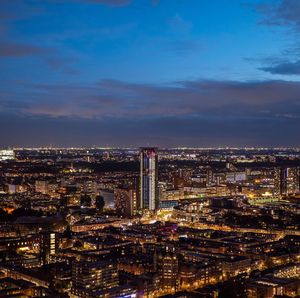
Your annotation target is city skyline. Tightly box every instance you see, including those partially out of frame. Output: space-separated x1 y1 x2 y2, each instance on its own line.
1 0 300 147
1 147 300 297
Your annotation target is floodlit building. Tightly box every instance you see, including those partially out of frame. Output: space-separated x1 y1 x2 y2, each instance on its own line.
140 147 159 213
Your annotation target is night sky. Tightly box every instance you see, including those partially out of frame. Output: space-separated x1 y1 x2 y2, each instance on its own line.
1 0 300 148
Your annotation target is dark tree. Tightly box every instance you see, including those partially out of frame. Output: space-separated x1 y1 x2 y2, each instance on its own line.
80 194 91 207
218 276 247 298
0 209 12 222
63 225 72 239
95 195 105 212
11 208 43 218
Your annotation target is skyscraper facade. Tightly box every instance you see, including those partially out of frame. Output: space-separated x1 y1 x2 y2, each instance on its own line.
140 147 159 213
274 167 300 196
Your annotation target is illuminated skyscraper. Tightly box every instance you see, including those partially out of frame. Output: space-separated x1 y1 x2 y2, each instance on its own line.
140 147 158 213
274 167 300 196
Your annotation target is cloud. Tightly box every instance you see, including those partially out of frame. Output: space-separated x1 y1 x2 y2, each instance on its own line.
256 0 300 30
252 1 300 76
251 45 300 76
259 59 300 75
0 42 74 73
2 78 300 121
2 78 300 147
0 42 53 57
0 111 299 147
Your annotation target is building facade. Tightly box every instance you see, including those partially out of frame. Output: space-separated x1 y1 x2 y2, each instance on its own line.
140 147 159 213
114 187 138 217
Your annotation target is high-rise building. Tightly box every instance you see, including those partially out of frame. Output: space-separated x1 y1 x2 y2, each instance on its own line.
285 167 300 195
140 147 159 213
114 187 138 217
274 167 300 196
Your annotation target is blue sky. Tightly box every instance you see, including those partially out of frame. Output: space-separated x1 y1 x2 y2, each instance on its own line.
1 0 300 147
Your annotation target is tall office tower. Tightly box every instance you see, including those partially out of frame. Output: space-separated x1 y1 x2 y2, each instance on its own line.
140 147 159 213
283 167 300 195
72 259 119 297
274 167 300 196
281 167 289 195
